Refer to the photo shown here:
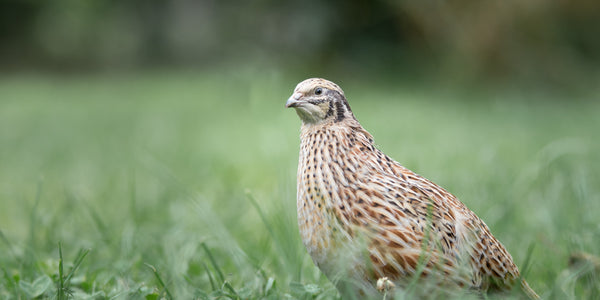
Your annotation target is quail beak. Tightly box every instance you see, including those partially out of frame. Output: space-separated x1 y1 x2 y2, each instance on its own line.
285 92 303 108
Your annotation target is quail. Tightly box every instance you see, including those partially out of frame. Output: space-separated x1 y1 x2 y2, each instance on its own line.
286 78 539 298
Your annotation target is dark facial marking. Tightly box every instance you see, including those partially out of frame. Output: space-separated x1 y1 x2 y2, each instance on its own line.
335 101 345 122
307 99 326 105
325 101 334 118
330 90 352 112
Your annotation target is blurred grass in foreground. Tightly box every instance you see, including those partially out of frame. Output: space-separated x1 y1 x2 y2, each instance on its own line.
0 69 598 299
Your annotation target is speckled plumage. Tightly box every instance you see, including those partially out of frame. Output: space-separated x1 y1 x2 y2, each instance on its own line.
286 78 539 298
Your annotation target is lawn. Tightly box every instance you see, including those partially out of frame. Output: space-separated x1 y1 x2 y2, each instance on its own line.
0 69 598 299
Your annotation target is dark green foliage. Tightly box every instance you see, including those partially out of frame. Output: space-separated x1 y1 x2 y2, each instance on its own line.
1 1 599 88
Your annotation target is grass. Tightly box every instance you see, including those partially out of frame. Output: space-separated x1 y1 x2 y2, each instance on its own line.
0 68 598 299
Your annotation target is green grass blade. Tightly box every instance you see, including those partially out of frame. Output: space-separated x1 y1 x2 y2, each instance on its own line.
79 197 113 245
28 178 44 252
201 243 239 298
407 201 434 290
223 281 239 299
0 230 17 263
57 242 64 300
246 190 276 240
145 263 174 300
64 248 90 283
201 243 225 283
203 262 217 291
520 242 536 280
2 267 20 298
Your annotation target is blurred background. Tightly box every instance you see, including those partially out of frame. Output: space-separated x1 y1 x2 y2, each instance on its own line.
2 0 600 88
1 1 599 299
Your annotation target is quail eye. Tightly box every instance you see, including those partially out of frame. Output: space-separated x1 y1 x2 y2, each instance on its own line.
315 88 323 95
